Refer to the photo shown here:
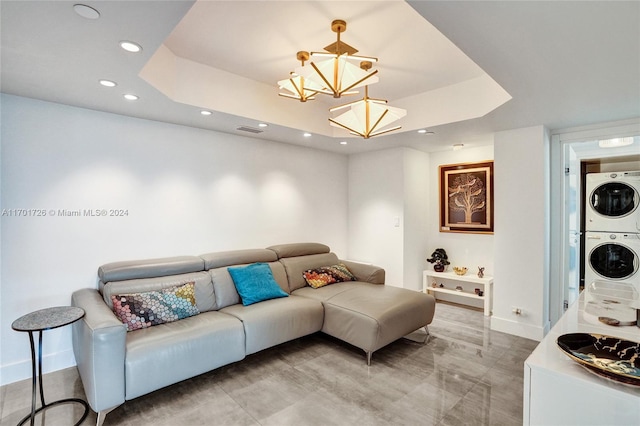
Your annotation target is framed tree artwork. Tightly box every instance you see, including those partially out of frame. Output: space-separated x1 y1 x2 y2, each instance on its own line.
439 161 494 234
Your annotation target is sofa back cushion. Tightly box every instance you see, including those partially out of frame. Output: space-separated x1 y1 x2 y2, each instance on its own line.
200 249 277 270
99 255 204 282
209 261 289 309
267 243 330 259
200 248 288 309
101 271 216 312
278 252 340 292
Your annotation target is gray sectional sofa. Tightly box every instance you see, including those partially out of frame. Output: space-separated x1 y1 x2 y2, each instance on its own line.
71 243 435 425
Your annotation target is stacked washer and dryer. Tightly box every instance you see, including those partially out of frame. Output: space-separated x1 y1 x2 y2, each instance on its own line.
584 171 640 325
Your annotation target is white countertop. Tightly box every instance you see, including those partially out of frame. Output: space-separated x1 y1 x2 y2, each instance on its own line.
525 292 640 398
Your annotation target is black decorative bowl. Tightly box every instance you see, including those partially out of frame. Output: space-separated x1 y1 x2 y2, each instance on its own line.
556 333 640 386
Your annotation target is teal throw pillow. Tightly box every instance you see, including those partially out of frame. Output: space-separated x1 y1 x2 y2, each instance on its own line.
228 263 289 306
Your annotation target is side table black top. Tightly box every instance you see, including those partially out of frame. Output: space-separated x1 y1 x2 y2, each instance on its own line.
12 306 85 333
12 306 88 426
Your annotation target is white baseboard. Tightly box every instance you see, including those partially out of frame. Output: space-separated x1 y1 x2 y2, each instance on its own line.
491 316 550 341
0 348 77 386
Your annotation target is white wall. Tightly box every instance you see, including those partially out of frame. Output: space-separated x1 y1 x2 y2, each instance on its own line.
0 94 349 385
492 125 550 340
402 149 430 291
347 148 406 287
347 147 430 289
426 145 495 308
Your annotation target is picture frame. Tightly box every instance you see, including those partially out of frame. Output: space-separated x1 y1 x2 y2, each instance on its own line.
439 160 494 234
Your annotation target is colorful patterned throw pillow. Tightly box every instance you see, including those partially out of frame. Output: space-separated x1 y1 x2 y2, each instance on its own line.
111 282 199 331
303 264 357 289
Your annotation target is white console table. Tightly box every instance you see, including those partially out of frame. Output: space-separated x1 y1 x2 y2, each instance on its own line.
524 293 640 425
422 270 493 316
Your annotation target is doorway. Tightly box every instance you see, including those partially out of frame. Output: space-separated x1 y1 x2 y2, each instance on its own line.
550 130 640 327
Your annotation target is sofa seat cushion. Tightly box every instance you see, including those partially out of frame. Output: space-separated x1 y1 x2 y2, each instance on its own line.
125 311 245 400
220 296 324 355
291 281 372 302
322 286 436 354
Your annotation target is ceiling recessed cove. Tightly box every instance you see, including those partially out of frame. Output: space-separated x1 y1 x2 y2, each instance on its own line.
141 0 512 138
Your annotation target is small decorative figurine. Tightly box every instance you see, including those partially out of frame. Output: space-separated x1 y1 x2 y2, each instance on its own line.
431 281 437 288
439 283 444 288
477 266 485 278
455 286 463 292
427 248 450 272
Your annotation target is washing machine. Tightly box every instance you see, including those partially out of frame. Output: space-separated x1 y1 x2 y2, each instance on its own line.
584 232 640 304
585 171 640 233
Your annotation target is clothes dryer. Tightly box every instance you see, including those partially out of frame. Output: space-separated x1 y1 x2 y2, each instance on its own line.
585 171 640 233
584 232 640 299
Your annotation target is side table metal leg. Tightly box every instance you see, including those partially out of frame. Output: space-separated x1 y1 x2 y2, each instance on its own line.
17 331 89 426
38 331 45 408
27 331 36 426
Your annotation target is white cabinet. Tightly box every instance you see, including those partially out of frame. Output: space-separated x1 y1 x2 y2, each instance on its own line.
524 293 640 425
422 270 493 316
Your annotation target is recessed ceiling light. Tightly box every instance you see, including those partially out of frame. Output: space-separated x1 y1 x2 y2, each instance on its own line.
200 110 212 116
73 4 100 20
258 123 268 128
453 144 464 151
99 79 117 87
123 94 139 101
339 141 348 145
303 132 312 138
119 41 142 53
418 129 435 135
598 137 634 148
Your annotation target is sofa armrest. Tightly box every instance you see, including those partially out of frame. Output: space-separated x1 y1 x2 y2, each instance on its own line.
71 289 127 413
340 260 385 285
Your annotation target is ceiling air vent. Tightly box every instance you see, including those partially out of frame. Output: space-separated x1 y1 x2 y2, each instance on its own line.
236 126 263 134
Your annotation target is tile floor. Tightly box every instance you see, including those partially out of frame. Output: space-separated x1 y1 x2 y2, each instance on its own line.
0 302 538 426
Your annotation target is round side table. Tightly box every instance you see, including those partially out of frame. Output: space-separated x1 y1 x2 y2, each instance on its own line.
12 306 89 426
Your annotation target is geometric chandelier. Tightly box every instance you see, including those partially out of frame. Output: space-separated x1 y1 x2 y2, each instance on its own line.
278 51 323 102
329 62 407 139
294 20 379 99
277 19 407 139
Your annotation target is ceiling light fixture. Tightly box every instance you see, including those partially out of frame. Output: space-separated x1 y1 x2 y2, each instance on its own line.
200 110 212 116
303 132 312 138
73 4 100 20
99 79 116 87
293 20 379 99
277 51 323 102
598 137 634 148
123 94 139 101
120 41 142 53
258 123 268 128
328 62 406 139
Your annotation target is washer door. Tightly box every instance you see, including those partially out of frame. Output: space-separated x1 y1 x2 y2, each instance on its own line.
590 182 637 218
589 242 638 280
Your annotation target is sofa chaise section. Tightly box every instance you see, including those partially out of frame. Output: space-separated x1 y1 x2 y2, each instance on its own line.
268 243 435 364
